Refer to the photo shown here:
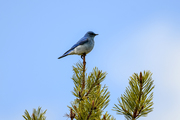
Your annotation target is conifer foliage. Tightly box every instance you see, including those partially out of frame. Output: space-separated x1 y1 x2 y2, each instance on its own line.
67 62 115 120
22 107 47 120
22 56 154 120
113 71 155 120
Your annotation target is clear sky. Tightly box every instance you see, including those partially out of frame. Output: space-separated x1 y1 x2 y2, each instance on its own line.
0 0 180 120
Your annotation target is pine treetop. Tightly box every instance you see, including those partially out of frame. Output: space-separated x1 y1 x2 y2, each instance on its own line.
68 62 115 120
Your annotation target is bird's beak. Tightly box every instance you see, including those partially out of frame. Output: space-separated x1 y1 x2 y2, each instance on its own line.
95 34 99 36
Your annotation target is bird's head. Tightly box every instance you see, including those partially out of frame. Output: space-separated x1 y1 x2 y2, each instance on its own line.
85 31 98 38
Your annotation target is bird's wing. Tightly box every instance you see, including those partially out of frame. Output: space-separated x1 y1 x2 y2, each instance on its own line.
71 36 89 49
63 37 89 55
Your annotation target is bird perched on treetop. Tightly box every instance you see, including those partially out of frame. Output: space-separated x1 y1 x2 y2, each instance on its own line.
58 31 98 59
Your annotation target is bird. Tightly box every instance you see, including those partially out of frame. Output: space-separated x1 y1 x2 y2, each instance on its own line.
58 31 98 59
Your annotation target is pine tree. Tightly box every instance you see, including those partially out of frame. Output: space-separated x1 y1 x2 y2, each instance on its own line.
112 71 155 120
66 60 115 120
22 107 47 120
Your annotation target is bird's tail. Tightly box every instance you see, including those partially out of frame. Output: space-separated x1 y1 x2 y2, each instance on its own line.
58 54 68 59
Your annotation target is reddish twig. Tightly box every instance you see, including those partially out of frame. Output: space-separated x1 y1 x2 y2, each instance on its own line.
70 108 75 120
82 53 86 92
103 115 106 120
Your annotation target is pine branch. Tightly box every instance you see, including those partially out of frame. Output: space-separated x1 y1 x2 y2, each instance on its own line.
85 71 101 97
133 72 143 119
102 112 116 120
113 71 154 120
22 107 47 120
136 105 144 117
87 100 94 120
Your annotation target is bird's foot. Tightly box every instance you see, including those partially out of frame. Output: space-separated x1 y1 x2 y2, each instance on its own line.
81 53 86 59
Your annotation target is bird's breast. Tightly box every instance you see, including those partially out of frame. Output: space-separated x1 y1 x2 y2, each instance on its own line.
73 40 94 55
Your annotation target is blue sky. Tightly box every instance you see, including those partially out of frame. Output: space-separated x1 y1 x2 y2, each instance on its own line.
0 0 180 120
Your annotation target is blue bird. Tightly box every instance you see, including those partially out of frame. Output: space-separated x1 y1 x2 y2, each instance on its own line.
58 31 98 59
